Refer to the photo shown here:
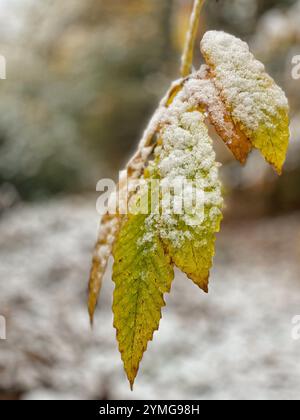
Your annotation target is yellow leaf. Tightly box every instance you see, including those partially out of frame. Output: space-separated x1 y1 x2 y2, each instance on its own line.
112 213 174 389
161 210 222 293
251 109 289 175
201 30 290 173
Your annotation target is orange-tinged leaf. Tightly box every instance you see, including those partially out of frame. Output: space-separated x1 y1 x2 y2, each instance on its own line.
201 30 290 173
203 71 252 163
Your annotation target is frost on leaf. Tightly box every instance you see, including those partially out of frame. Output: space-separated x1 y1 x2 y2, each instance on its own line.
201 30 290 173
112 213 174 389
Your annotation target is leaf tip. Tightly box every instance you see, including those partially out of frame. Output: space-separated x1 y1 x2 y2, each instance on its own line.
125 366 137 391
87 287 96 327
88 308 94 329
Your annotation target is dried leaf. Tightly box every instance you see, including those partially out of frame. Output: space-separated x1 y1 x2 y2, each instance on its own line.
88 214 120 324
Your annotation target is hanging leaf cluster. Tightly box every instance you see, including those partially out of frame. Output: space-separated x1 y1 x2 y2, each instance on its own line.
88 18 290 388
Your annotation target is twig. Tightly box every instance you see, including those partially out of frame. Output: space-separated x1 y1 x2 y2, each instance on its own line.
180 0 206 77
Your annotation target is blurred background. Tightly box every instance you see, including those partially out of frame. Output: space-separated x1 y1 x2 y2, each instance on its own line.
0 0 300 400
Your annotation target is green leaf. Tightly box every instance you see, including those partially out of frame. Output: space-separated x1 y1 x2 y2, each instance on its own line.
112 107 222 387
112 213 174 389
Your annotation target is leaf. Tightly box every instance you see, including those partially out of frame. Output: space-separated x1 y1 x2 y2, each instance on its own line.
203 70 253 164
153 108 223 292
88 214 120 324
164 68 252 164
160 211 222 293
201 30 290 173
112 213 174 389
112 86 223 388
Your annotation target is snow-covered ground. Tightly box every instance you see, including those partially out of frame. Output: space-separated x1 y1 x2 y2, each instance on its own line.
0 196 300 400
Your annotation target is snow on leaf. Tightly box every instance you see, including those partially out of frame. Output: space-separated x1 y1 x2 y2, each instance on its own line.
112 213 174 389
199 68 253 163
165 68 252 164
201 30 290 173
150 102 223 292
112 88 223 386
